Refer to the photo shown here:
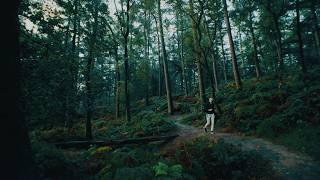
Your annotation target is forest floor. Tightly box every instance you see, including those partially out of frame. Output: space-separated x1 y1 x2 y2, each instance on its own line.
161 113 320 180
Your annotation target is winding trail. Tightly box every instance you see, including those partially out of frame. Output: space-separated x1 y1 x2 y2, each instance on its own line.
161 114 320 180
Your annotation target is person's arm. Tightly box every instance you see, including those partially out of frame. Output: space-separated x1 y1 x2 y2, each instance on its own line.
207 104 213 112
203 103 208 113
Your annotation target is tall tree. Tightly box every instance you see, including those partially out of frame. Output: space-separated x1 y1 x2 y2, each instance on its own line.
153 13 163 98
124 0 131 121
296 0 306 73
222 0 242 88
310 2 320 59
85 0 99 139
189 0 206 103
143 0 151 106
219 28 228 82
248 9 262 78
157 0 173 114
175 0 188 96
105 20 120 120
3 0 36 178
260 0 289 81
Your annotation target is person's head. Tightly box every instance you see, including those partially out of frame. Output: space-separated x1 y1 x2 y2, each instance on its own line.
209 97 213 103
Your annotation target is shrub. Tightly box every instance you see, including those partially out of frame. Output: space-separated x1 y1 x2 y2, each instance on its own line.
113 166 153 180
173 137 275 179
32 141 73 179
153 162 183 178
278 125 320 161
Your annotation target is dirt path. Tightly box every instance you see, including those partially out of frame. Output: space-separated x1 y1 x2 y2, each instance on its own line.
162 114 320 180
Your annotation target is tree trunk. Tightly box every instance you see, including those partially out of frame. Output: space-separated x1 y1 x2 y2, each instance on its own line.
66 0 79 133
158 0 173 114
115 45 120 120
85 0 99 139
3 1 37 178
176 0 187 96
311 3 320 60
154 14 163 98
189 0 206 104
296 0 306 74
181 32 188 96
220 29 228 83
273 15 283 80
238 25 245 76
54 135 178 149
204 19 219 93
222 0 242 88
124 0 131 121
144 8 150 106
249 11 261 79
212 54 219 92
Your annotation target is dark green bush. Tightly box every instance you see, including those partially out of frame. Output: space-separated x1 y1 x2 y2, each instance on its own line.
32 141 74 179
113 166 153 180
94 111 177 139
278 125 320 161
173 137 275 179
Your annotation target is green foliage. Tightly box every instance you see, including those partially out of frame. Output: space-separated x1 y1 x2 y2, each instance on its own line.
278 125 320 161
218 69 320 159
96 111 177 139
153 162 183 178
114 166 153 180
180 112 204 127
173 137 275 179
97 144 161 179
32 141 74 179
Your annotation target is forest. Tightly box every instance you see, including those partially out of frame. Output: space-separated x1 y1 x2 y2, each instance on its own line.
4 0 320 179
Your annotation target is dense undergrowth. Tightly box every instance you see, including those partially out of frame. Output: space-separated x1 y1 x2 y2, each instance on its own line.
28 68 320 179
31 135 276 179
29 101 276 179
215 67 320 160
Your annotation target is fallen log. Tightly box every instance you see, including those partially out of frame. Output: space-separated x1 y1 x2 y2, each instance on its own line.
53 134 179 148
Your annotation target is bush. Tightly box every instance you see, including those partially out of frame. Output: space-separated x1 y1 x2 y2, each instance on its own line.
153 162 183 178
94 111 177 139
278 125 320 161
173 137 275 179
32 141 74 179
113 166 153 180
180 112 204 127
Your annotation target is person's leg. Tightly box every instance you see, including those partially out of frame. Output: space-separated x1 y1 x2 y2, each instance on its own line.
210 114 215 133
203 114 210 132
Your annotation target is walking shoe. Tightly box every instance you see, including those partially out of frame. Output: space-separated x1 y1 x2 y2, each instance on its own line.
210 131 214 134
204 128 207 133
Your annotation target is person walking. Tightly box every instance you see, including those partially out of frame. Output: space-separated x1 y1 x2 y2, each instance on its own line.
203 97 215 134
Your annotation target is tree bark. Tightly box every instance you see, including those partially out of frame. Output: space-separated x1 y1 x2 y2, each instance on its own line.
85 0 99 139
2 0 37 178
189 0 206 104
311 3 320 60
115 46 120 120
273 15 284 80
296 0 306 74
249 11 261 78
54 134 179 148
158 0 174 114
204 19 219 93
124 0 131 121
222 0 242 88
143 7 151 106
176 0 188 96
238 25 245 76
219 28 228 83
153 14 163 98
